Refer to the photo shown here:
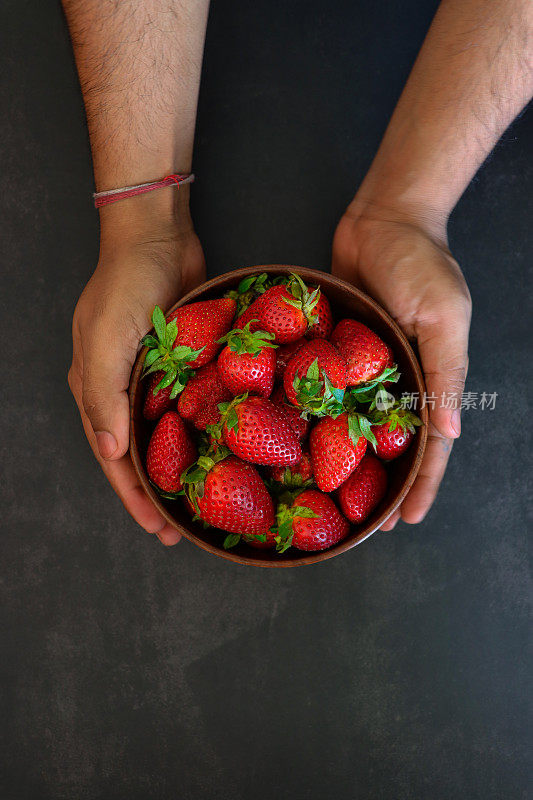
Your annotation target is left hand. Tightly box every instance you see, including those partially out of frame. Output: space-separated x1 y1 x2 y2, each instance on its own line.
332 201 471 530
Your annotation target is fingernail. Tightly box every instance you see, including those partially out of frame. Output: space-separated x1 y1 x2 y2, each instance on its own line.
451 410 461 437
95 430 118 459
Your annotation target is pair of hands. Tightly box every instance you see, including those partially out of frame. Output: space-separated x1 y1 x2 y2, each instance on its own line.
68 195 471 545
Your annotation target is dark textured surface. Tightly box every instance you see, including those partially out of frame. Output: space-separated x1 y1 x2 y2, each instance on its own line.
1 0 531 798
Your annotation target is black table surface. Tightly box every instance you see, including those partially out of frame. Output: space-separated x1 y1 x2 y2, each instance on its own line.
1 1 531 798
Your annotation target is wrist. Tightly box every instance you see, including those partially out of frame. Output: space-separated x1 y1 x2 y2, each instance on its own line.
98 182 194 250
345 173 450 246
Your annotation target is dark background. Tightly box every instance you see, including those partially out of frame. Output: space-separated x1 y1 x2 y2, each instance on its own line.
1 0 531 798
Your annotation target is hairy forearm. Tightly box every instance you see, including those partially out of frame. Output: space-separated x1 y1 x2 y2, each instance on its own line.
62 0 209 232
354 0 533 229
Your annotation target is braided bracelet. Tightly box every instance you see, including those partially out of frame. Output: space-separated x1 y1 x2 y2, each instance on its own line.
93 173 195 208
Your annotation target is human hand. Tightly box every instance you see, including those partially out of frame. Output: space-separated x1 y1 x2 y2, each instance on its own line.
332 200 471 530
68 194 205 545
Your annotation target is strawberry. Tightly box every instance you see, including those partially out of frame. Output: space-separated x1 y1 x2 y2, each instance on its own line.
270 385 310 441
283 339 347 416
217 321 277 398
141 300 236 397
305 291 333 339
309 412 371 492
177 362 231 430
274 490 350 552
270 450 314 487
237 274 320 343
217 395 302 466
331 319 393 386
146 411 197 495
143 371 175 421
182 451 275 537
371 405 422 460
274 338 306 382
337 453 388 523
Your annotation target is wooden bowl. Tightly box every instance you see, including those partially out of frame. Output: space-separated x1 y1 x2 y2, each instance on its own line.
129 266 428 567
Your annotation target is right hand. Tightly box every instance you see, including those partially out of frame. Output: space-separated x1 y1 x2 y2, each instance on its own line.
68 195 205 545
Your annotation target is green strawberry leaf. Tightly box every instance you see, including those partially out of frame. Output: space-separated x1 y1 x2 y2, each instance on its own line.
223 533 241 550
306 358 320 382
152 306 167 343
155 369 177 393
292 506 319 519
144 349 161 368
148 480 182 501
165 319 178 348
141 334 159 349
237 276 257 293
225 407 239 432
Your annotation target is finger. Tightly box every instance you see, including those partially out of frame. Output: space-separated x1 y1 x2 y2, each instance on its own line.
380 510 401 532
416 302 470 439
400 424 453 523
69 366 181 544
80 330 135 461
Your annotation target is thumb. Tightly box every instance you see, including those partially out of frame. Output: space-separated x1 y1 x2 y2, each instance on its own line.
81 337 133 461
417 309 470 439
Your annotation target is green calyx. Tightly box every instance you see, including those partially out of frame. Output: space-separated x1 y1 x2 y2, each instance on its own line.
282 273 321 327
205 392 248 442
217 320 277 356
277 467 313 490
345 365 400 410
273 502 319 553
223 531 269 550
180 442 231 517
369 403 423 436
148 480 184 501
141 305 205 399
292 358 345 418
225 273 272 315
347 412 378 449
223 533 242 550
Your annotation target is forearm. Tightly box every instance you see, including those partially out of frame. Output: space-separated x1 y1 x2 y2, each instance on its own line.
353 0 533 231
62 0 210 236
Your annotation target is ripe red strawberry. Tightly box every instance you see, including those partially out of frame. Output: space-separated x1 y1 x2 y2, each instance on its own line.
221 396 302 466
306 292 333 339
143 371 175 421
309 412 368 492
237 274 320 343
270 385 310 441
283 339 347 415
177 362 231 430
146 411 197 494
183 454 275 536
371 406 421 460
141 300 236 399
331 319 393 386
337 453 388 523
217 322 277 398
275 490 349 552
270 450 313 487
166 298 236 366
274 338 306 381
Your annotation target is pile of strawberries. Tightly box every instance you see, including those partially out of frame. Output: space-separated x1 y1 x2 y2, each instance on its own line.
141 273 421 553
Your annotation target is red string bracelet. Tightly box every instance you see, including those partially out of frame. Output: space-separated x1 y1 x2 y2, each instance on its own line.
93 173 195 208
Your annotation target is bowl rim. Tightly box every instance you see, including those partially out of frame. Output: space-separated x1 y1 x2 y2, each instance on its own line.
129 265 428 567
